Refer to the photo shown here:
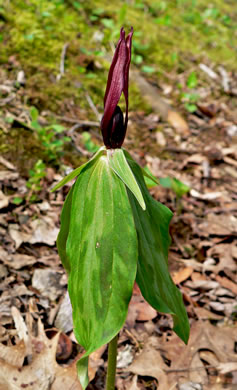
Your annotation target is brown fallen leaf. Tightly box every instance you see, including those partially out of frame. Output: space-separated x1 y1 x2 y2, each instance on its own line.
130 68 190 136
126 285 157 327
0 341 26 367
126 375 140 390
172 266 193 284
215 275 237 296
197 213 237 237
194 307 223 320
0 190 9 209
32 269 64 301
0 251 37 269
191 272 207 281
88 344 107 382
217 362 237 374
125 336 169 390
207 243 236 274
8 217 59 249
0 170 19 181
185 280 219 290
197 103 217 118
167 109 190 136
163 321 237 389
55 291 73 333
0 309 82 390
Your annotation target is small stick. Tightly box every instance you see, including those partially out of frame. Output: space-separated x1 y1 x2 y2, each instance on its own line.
85 92 102 121
55 115 100 127
57 43 69 81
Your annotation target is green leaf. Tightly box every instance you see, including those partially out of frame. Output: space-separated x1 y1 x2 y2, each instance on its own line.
101 18 114 29
123 150 159 188
143 166 159 188
141 65 155 74
185 103 197 113
187 71 198 89
56 184 74 274
51 147 105 191
30 106 39 122
160 177 190 198
50 124 65 133
31 120 42 131
108 149 146 210
12 197 23 205
65 155 138 388
126 157 190 344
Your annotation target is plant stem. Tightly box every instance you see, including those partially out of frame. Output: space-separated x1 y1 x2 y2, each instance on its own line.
106 333 119 390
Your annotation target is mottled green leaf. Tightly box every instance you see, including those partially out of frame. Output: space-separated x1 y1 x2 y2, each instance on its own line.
108 149 145 210
66 155 138 388
127 157 190 344
56 184 74 273
51 146 105 192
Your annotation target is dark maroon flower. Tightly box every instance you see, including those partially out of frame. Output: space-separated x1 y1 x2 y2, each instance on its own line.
100 27 133 149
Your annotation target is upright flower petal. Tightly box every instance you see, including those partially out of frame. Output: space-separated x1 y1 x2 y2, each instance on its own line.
101 27 133 149
123 28 133 134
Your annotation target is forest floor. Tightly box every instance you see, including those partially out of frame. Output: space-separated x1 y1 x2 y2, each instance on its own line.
0 1 237 389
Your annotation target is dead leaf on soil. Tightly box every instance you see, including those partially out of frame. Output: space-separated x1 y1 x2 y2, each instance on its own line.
9 217 59 249
167 110 190 136
207 244 236 273
163 321 237 389
172 266 193 284
0 307 82 390
32 269 64 301
197 213 237 237
0 190 9 209
55 292 73 333
215 275 237 296
126 285 157 327
125 336 168 390
194 307 223 320
117 344 134 369
0 248 37 269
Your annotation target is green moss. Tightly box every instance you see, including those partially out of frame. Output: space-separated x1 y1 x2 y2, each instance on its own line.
1 0 236 172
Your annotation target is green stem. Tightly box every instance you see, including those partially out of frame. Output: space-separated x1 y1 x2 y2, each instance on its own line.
106 334 119 390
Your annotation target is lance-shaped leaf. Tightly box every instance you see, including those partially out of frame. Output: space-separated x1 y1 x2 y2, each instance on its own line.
108 148 145 210
66 155 138 388
126 157 190 344
51 147 105 192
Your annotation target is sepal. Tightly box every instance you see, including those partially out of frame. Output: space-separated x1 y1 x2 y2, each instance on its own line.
51 146 105 192
108 148 146 210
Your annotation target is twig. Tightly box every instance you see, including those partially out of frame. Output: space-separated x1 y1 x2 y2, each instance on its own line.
164 364 218 373
70 133 91 157
164 147 196 155
199 63 218 80
85 92 102 121
218 66 230 93
0 95 15 106
57 43 69 81
55 115 100 127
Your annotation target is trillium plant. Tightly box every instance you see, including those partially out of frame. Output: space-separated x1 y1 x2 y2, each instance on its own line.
53 28 190 389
